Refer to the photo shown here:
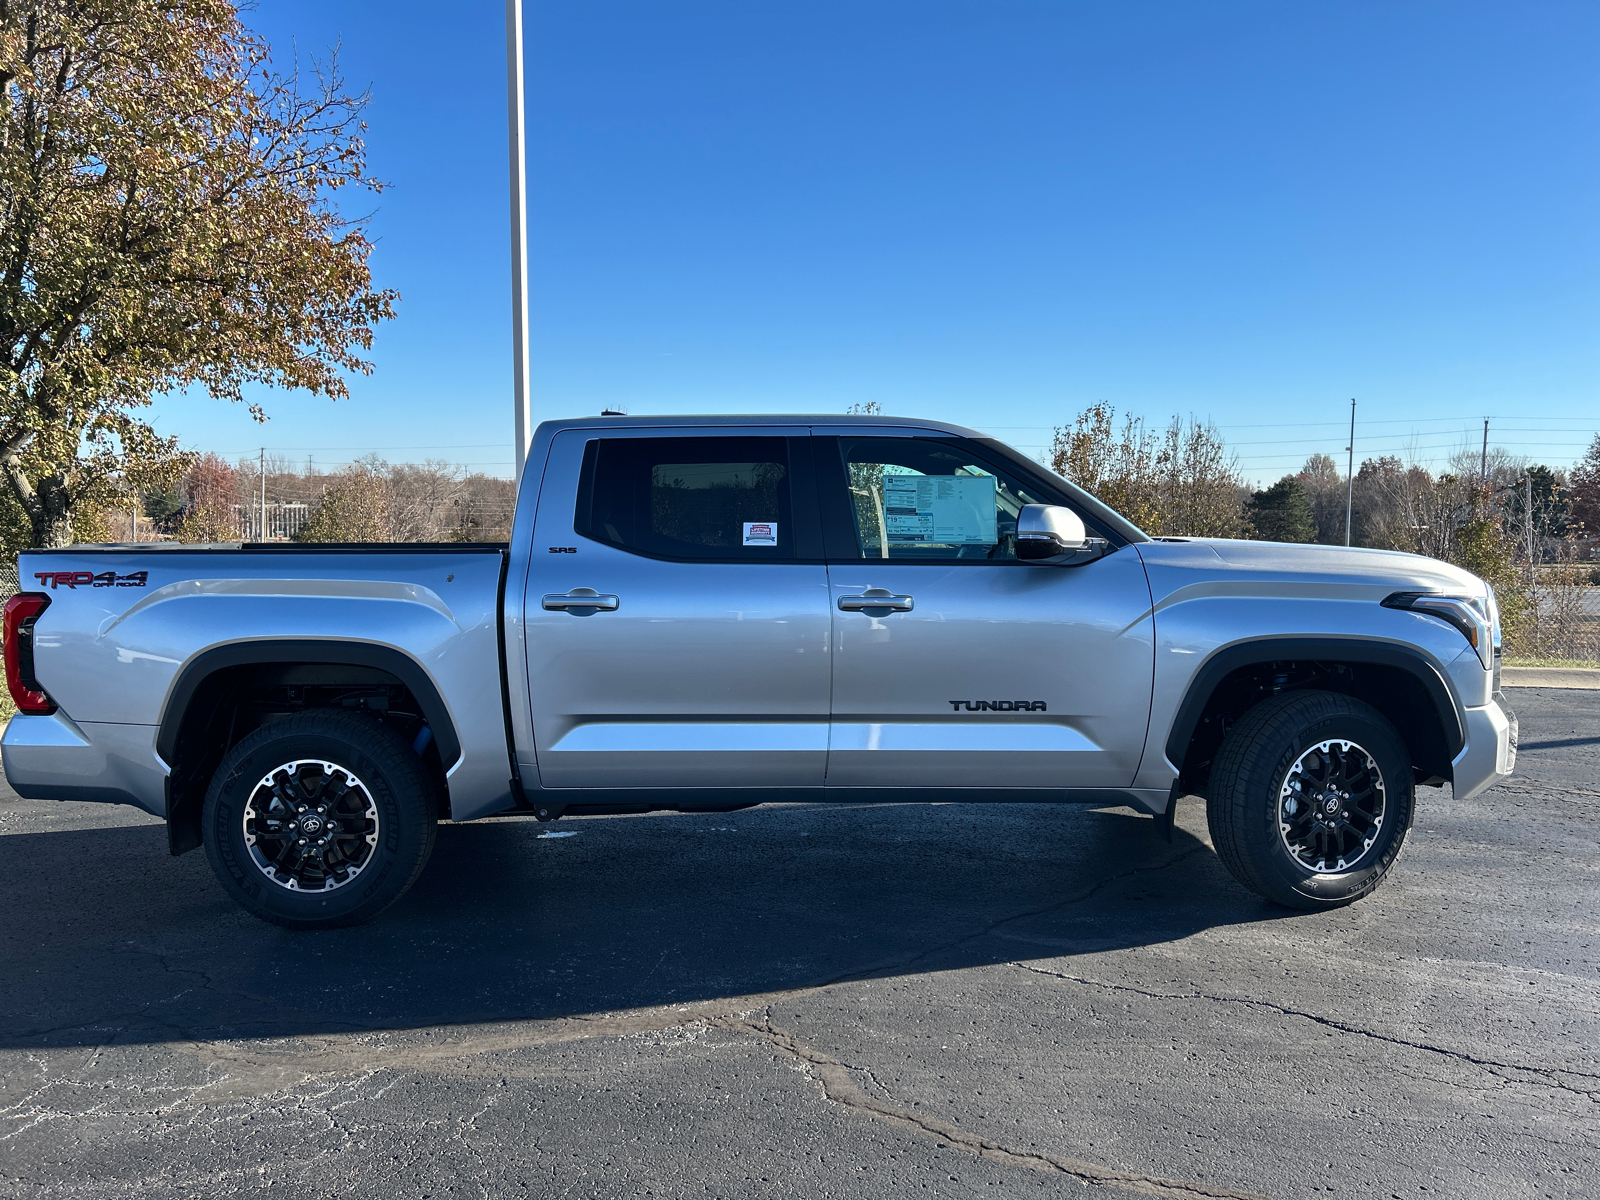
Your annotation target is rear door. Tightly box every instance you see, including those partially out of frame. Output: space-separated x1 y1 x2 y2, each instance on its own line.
525 427 832 789
816 431 1155 790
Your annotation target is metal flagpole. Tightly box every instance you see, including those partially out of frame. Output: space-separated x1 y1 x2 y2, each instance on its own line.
507 0 532 487
1344 399 1355 547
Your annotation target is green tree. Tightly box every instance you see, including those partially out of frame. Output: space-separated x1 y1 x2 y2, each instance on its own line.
1295 452 1346 544
1452 510 1529 652
0 1 396 548
295 467 389 543
1247 476 1316 543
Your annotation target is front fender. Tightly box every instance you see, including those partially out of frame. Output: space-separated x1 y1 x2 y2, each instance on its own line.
1131 585 1473 794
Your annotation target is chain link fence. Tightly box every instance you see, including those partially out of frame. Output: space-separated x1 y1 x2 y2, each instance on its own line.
1523 574 1600 664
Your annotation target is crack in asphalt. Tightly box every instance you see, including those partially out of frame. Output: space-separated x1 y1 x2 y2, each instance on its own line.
1009 963 1600 1101
716 1011 1268 1200
1492 780 1600 800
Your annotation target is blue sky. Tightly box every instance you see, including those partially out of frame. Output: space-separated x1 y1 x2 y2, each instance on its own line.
154 1 1599 485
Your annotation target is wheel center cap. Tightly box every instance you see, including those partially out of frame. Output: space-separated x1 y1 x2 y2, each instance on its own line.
1322 797 1340 815
300 815 324 834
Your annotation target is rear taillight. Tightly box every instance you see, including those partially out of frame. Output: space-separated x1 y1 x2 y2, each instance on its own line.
3 592 55 715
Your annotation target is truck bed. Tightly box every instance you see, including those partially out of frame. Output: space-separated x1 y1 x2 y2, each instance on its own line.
7 541 515 823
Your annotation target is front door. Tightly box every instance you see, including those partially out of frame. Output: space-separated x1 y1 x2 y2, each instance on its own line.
526 428 831 789
817 432 1155 790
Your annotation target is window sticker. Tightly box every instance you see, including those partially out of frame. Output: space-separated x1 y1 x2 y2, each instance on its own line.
743 521 778 546
881 475 997 545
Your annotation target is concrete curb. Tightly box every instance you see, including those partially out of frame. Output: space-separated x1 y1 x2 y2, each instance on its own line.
1501 666 1600 690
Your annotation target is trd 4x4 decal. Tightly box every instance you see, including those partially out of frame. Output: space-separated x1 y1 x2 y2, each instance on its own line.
948 699 1047 712
34 570 148 590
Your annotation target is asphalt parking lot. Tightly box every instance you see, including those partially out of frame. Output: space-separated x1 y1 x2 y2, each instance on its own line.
1 687 1595 1199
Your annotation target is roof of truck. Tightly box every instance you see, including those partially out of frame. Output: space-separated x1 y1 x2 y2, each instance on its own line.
534 413 988 437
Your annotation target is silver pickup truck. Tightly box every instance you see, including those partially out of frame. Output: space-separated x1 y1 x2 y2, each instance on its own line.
3 415 1517 927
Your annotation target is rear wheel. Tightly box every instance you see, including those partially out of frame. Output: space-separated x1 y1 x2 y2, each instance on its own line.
1207 690 1413 910
201 710 437 929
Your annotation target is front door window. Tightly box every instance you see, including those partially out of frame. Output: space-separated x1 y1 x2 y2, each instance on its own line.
835 437 1058 562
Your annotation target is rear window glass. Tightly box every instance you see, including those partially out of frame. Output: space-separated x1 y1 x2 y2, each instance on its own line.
576 437 795 561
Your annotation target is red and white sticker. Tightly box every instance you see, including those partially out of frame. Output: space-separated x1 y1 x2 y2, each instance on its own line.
742 522 777 546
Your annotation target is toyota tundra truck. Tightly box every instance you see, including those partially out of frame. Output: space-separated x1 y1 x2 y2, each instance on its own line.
1 415 1517 927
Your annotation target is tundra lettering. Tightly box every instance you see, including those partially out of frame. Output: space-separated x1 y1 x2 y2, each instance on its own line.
948 700 1048 711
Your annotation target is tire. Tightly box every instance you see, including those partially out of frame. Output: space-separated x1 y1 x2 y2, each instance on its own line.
1207 690 1414 910
201 709 438 929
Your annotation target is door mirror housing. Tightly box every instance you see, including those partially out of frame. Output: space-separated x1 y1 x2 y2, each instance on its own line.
1016 504 1108 565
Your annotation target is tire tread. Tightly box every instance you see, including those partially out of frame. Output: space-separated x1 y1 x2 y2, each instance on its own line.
1206 690 1411 910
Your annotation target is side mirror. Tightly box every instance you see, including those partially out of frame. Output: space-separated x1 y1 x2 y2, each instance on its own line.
1016 504 1105 565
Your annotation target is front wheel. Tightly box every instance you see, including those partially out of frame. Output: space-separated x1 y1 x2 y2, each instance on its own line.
1207 691 1414 910
201 710 438 929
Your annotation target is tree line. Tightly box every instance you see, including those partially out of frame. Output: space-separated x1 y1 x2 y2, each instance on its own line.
1050 402 1598 553
144 454 515 544
1049 403 1600 661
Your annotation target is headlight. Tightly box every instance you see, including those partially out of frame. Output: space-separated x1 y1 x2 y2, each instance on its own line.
1382 591 1493 669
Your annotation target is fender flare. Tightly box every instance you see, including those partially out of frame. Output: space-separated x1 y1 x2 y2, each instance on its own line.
1163 636 1465 770
156 639 462 770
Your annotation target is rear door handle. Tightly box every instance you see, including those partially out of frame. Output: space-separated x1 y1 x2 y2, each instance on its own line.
837 589 914 613
542 588 620 612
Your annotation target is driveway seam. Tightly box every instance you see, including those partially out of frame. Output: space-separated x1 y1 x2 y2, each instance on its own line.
1009 962 1600 1100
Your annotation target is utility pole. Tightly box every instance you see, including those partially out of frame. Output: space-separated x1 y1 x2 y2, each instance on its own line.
1480 418 1489 481
1344 398 1356 547
1526 472 1535 576
129 494 137 543
507 0 532 486
259 447 266 541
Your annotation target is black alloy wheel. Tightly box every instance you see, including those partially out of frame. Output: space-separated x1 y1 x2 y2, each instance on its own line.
1277 738 1387 874
243 759 382 892
202 709 437 928
1207 690 1414 910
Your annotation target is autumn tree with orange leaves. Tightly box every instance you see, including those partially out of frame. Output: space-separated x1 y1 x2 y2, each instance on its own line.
0 0 396 547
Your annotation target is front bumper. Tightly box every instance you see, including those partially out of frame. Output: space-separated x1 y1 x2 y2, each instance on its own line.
1450 693 1518 802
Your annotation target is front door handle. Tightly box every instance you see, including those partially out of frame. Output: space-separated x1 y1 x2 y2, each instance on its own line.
837 589 914 614
542 588 620 613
